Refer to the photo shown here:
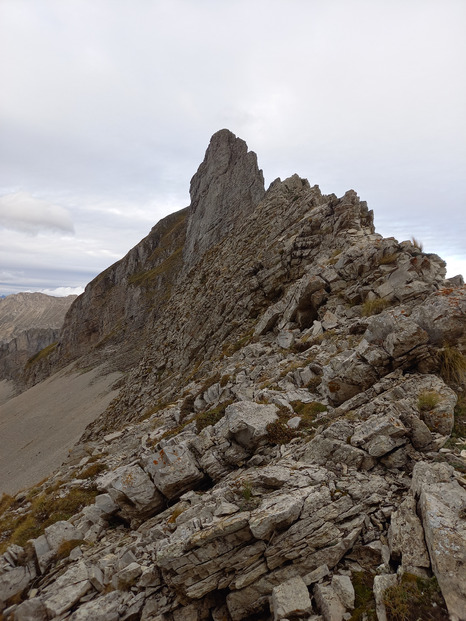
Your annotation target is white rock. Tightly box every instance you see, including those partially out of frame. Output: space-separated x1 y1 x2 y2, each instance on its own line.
313 583 345 621
219 401 278 450
0 566 34 605
249 493 304 540
143 444 204 499
271 576 312 621
331 574 355 610
373 574 397 621
44 520 82 552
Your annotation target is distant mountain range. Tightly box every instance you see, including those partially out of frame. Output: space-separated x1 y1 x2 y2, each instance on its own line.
0 292 76 385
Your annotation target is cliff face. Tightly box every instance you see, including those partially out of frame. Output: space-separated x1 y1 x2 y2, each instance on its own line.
0 293 75 388
1 130 466 621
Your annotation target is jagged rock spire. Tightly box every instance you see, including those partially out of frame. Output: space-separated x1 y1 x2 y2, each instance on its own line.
183 129 265 269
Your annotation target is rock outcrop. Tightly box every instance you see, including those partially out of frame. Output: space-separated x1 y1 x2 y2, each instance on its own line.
183 128 265 269
1 130 465 621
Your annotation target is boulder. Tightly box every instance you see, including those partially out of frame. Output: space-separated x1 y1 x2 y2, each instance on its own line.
0 566 34 606
313 583 345 621
271 576 312 620
350 414 407 457
143 444 204 499
218 401 278 451
373 574 397 621
97 464 165 522
249 493 304 540
331 574 355 610
14 597 47 621
44 520 82 552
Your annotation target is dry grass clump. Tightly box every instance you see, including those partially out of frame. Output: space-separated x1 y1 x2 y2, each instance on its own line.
362 298 389 317
411 236 423 251
438 345 466 385
195 400 233 432
0 485 98 553
378 253 398 265
417 390 441 412
77 462 107 480
56 539 82 560
383 573 448 620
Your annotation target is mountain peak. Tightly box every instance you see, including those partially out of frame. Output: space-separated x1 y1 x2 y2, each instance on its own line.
183 129 265 269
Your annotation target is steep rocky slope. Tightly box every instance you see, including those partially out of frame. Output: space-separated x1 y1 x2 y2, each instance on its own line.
1 130 465 621
0 293 76 388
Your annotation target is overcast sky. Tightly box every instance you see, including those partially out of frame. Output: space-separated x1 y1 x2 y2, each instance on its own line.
1 0 465 297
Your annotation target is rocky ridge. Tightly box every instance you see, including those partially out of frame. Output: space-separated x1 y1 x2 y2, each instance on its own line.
1 130 466 621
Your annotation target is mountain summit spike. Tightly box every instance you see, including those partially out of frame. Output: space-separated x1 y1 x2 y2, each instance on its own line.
183 129 265 269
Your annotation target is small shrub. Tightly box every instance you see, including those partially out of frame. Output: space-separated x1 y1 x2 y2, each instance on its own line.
266 408 297 444
220 374 230 387
362 298 389 317
0 494 14 515
167 503 188 524
179 394 196 421
197 373 221 395
417 391 441 412
306 376 322 391
291 401 327 432
438 345 466 385
266 419 296 444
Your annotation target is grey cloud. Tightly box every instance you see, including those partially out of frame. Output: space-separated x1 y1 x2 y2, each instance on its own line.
0 192 75 234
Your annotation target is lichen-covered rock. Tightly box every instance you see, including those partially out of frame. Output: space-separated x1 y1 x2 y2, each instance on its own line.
142 443 204 499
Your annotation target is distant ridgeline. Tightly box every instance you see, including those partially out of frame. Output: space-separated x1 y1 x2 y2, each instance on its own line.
0 292 76 387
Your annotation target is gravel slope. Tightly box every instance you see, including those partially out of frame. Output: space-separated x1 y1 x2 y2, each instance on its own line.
0 364 121 495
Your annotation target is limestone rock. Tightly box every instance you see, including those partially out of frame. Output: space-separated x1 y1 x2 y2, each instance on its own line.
97 463 164 519
67 592 120 621
271 576 312 620
331 574 355 610
313 583 345 621
142 444 204 499
373 574 397 621
412 462 466 620
13 598 47 621
44 520 82 552
184 129 265 269
219 401 278 450
0 566 34 606
249 493 304 540
388 495 430 572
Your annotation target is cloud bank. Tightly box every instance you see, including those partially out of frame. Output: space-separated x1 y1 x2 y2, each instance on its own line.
0 192 75 234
